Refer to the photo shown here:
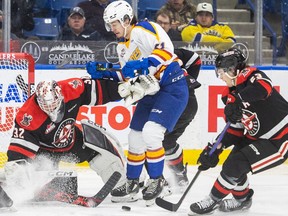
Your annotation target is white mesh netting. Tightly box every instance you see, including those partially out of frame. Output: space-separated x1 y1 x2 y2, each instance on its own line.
0 53 34 168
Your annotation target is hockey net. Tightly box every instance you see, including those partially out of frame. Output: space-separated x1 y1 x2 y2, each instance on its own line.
0 53 35 168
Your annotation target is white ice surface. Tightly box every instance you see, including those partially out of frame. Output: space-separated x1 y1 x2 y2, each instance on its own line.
1 165 288 216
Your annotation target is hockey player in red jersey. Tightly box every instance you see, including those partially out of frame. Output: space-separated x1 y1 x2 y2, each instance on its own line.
3 78 126 205
188 48 288 215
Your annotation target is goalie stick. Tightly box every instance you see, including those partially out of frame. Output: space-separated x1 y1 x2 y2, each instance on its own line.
16 74 35 95
155 122 231 212
57 171 121 207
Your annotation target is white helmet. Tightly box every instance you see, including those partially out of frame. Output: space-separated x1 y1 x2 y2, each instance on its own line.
36 80 64 123
103 0 133 31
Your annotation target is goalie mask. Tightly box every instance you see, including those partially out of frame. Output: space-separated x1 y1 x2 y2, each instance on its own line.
36 80 65 123
215 48 247 80
103 0 133 32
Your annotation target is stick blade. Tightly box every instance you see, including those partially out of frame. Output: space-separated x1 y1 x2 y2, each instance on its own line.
155 197 179 212
74 171 121 208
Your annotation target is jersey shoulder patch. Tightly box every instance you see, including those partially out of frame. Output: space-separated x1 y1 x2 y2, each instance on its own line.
59 78 85 102
236 67 257 85
16 95 47 130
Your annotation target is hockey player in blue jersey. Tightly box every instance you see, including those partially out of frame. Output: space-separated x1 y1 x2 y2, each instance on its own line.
87 0 189 205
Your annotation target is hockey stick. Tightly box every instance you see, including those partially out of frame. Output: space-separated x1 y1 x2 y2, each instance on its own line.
58 171 121 207
16 74 35 95
155 122 231 212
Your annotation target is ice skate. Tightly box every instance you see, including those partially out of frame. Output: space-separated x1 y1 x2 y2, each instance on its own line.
110 179 139 203
142 176 172 198
188 195 219 215
174 163 189 187
143 176 165 206
219 189 254 212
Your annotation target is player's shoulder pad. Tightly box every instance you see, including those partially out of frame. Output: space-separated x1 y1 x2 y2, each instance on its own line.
16 95 47 130
236 67 258 85
58 78 85 102
134 21 157 35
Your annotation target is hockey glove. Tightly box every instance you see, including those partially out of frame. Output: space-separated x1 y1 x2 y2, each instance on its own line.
224 92 243 124
138 74 160 95
122 58 149 78
198 142 223 171
118 77 146 107
86 61 113 79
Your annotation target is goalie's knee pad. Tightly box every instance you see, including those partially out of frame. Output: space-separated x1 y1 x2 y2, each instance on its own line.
81 119 126 187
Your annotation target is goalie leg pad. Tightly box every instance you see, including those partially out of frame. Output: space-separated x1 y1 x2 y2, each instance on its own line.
81 119 126 187
89 154 125 188
4 159 33 190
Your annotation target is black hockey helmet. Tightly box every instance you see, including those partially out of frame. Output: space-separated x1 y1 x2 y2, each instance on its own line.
215 48 247 72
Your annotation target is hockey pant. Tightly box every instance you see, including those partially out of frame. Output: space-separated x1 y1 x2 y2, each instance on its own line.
164 89 198 173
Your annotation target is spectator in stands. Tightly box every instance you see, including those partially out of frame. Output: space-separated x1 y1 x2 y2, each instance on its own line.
58 7 103 41
155 10 182 41
0 0 35 39
0 10 18 40
181 2 236 44
77 0 115 41
158 0 196 32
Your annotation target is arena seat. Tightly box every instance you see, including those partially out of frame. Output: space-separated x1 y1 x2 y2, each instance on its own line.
23 17 60 40
277 0 288 57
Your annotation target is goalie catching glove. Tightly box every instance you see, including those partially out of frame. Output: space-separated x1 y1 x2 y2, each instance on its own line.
118 74 160 107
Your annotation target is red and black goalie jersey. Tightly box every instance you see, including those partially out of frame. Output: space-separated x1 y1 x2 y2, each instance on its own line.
7 78 120 161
